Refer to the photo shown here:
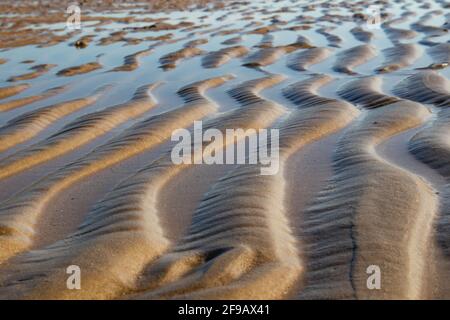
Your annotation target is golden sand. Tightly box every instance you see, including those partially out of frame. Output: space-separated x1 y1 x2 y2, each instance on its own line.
0 0 449 301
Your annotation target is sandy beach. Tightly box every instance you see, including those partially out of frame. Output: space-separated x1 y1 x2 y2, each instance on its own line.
0 0 449 300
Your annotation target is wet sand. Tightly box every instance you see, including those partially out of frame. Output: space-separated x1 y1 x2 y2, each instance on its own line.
0 0 449 300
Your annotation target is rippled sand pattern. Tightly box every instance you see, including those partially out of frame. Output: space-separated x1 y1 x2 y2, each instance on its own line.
0 0 449 300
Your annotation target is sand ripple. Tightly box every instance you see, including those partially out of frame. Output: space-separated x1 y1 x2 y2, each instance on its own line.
299 101 435 299
333 44 376 75
0 76 231 264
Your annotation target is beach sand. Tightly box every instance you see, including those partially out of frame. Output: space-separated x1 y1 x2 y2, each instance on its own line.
0 0 449 299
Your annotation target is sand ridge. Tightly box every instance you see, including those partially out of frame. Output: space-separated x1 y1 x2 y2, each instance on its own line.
7 64 56 82
282 74 336 108
0 86 67 112
0 75 231 264
0 83 161 181
130 79 359 300
0 86 107 153
333 44 377 75
0 74 286 299
393 71 450 294
111 49 154 72
202 45 249 68
376 43 423 73
287 47 332 72
0 84 30 100
337 76 401 109
428 43 450 64
299 100 435 299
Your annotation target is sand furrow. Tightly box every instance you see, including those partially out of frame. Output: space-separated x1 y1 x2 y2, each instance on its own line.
202 46 249 68
299 101 436 299
393 71 450 264
376 44 422 73
0 76 231 264
0 88 105 153
333 44 376 75
0 84 161 181
131 85 359 300
337 76 401 109
0 86 66 112
0 75 285 299
287 47 332 72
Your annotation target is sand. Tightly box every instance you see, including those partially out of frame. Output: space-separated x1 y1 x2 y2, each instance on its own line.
0 0 449 300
